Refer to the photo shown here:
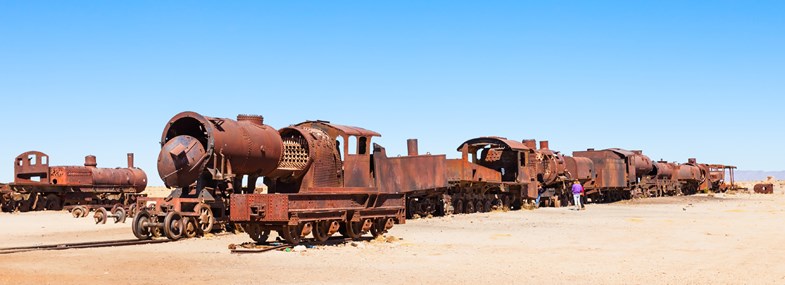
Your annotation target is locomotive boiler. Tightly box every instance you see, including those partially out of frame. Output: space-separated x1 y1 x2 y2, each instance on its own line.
641 160 682 196
676 158 705 195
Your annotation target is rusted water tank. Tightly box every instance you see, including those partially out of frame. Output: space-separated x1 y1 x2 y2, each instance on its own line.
564 156 594 181
157 112 284 188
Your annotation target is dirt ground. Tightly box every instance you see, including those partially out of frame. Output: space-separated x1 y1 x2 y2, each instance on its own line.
1 188 785 284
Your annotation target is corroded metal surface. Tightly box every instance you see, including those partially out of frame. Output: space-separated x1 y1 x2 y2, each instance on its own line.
564 156 594 181
4 151 147 213
753 183 774 194
571 148 657 201
158 112 284 189
142 112 434 243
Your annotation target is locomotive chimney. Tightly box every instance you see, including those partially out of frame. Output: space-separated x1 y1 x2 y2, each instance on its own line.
522 139 536 149
539 140 549 150
237 114 264 126
407 139 419 156
127 153 134 168
688 158 697 164
84 155 97 167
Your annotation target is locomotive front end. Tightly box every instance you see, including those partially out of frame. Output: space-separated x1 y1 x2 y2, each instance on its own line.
157 112 284 189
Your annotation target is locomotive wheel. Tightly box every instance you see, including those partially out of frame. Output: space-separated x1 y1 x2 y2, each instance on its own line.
279 224 302 245
453 199 464 214
476 200 485 213
484 199 493 212
1 199 17 212
45 194 63 210
32 195 46 211
436 198 447 216
128 204 137 218
312 220 331 243
18 198 33 212
94 208 108 224
71 207 84 218
183 218 198 238
194 204 215 234
246 223 270 243
465 200 476 214
369 218 385 238
343 220 364 240
407 199 417 219
112 207 127 224
163 211 184 241
132 210 152 240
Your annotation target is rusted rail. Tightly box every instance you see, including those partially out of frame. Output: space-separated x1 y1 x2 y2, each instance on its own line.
228 243 291 254
0 239 172 255
228 236 360 254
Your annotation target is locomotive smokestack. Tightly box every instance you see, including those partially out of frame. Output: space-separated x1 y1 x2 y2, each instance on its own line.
540 140 549 150
407 139 419 156
688 158 697 164
237 114 264 126
522 139 536 149
127 153 134 168
84 155 97 167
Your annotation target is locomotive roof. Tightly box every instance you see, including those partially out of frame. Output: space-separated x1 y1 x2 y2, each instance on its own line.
296 121 381 137
606 148 636 157
457 137 531 151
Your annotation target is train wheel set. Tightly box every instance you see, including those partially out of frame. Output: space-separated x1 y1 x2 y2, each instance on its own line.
65 204 130 224
131 199 219 241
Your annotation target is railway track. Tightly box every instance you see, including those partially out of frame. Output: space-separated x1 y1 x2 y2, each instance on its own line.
0 239 172 255
228 236 362 254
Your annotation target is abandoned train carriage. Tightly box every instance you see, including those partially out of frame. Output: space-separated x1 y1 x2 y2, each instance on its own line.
445 137 560 213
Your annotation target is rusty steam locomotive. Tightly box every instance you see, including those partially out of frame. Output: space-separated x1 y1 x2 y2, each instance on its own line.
404 136 738 218
127 111 737 243
0 151 147 223
0 110 737 245
131 111 446 243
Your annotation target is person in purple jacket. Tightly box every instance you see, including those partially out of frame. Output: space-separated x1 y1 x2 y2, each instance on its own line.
571 180 583 210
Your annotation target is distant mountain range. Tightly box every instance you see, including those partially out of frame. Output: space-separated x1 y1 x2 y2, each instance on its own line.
733 171 785 182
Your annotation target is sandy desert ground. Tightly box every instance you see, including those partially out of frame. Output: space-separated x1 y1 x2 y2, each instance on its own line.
1 185 784 285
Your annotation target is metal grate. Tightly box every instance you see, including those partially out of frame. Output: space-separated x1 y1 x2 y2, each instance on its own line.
278 137 309 171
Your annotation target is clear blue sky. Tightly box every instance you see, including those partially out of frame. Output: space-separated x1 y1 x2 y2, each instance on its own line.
1 1 782 185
